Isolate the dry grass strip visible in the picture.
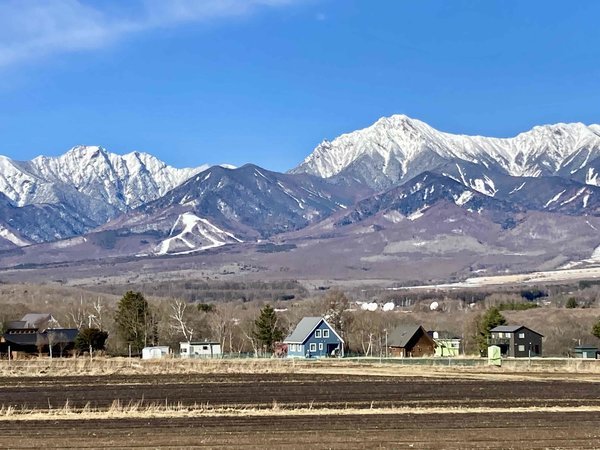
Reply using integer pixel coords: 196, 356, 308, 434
2, 401, 600, 421
1, 357, 599, 382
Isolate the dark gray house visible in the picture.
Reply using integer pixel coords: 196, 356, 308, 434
489, 325, 543, 357
284, 317, 344, 358
1, 313, 78, 357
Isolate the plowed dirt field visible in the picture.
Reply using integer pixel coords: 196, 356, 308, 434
1, 372, 600, 449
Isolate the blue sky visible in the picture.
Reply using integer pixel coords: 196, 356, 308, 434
0, 0, 599, 172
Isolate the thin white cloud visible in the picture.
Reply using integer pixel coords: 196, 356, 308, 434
0, 0, 305, 68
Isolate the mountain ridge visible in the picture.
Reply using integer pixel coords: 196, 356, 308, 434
0, 145, 209, 243
2, 115, 600, 273
292, 115, 600, 191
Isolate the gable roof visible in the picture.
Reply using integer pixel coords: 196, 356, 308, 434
284, 317, 344, 344
19, 313, 59, 330
491, 325, 521, 332
491, 325, 543, 336
388, 325, 433, 348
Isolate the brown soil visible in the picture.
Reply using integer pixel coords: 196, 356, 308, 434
2, 373, 600, 449
2, 373, 600, 410
1, 412, 599, 449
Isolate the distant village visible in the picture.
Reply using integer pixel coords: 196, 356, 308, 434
2, 300, 598, 362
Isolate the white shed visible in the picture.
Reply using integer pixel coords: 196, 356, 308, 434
180, 341, 222, 358
142, 346, 171, 360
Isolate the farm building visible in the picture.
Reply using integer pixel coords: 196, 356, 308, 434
1, 313, 78, 358
180, 341, 222, 358
284, 317, 344, 358
429, 331, 461, 357
489, 325, 543, 357
142, 346, 171, 360
573, 345, 599, 359
387, 325, 436, 357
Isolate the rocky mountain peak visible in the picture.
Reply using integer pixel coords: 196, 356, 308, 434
293, 115, 600, 190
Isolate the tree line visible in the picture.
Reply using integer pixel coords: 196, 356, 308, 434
3, 285, 600, 357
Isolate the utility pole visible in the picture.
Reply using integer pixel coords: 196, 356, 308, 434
384, 329, 388, 358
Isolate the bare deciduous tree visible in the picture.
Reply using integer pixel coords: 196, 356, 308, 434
92, 298, 105, 330
169, 300, 194, 342
68, 296, 87, 329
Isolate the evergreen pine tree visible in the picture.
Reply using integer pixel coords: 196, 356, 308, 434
74, 328, 109, 353
114, 291, 153, 353
592, 319, 600, 340
476, 307, 507, 355
565, 298, 578, 309
253, 304, 284, 353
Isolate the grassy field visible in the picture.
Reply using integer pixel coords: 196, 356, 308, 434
2, 356, 600, 377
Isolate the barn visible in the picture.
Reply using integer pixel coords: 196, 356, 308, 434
1, 313, 78, 358
387, 325, 436, 357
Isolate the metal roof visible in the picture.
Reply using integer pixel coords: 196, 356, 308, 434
491, 325, 522, 332
284, 317, 344, 344
284, 317, 322, 343
3, 328, 78, 346
388, 325, 427, 348
491, 325, 543, 337
19, 313, 59, 330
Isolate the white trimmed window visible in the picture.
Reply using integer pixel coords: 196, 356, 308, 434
318, 343, 323, 351
315, 329, 321, 338
518, 345, 525, 352
518, 333, 525, 339
323, 329, 330, 338
310, 343, 316, 352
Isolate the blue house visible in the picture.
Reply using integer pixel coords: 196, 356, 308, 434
284, 317, 344, 358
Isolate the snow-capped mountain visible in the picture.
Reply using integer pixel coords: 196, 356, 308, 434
98, 163, 370, 255
292, 115, 600, 191
0, 146, 207, 243
3, 115, 600, 271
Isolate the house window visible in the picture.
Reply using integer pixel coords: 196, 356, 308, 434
315, 330, 321, 338
323, 329, 330, 338
518, 333, 525, 339
319, 343, 323, 351
518, 345, 525, 352
505, 333, 511, 338
310, 343, 316, 352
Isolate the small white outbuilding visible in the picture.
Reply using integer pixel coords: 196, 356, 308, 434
180, 341, 222, 358
142, 346, 171, 360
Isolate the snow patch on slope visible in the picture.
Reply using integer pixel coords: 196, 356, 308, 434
155, 212, 242, 256
544, 190, 566, 208
454, 191, 474, 206
0, 224, 30, 246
